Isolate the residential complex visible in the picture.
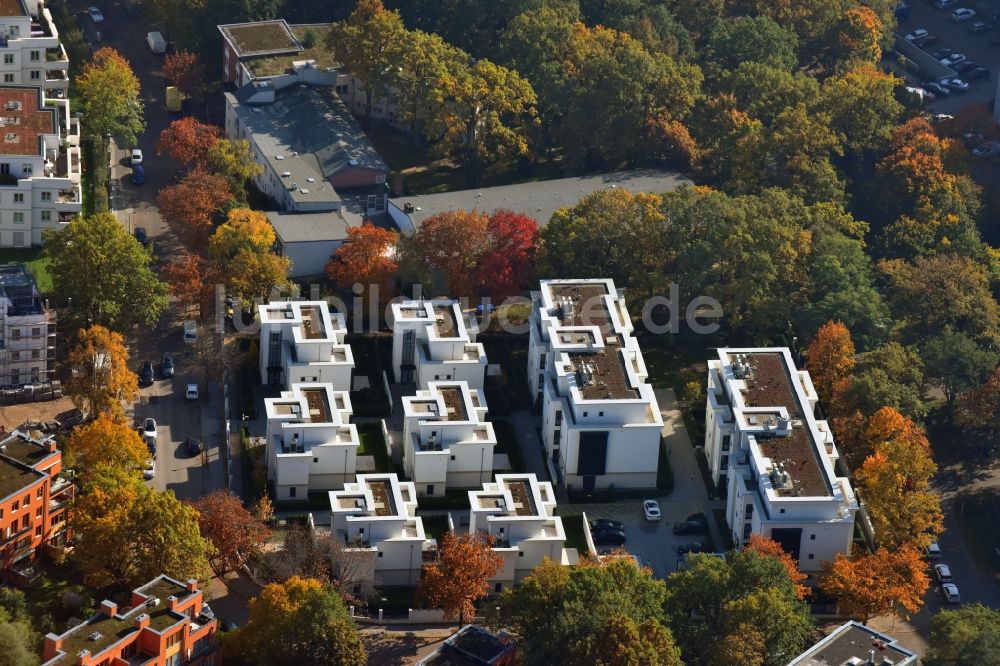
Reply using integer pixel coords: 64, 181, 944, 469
0, 263, 54, 385
528, 279, 662, 491
0, 0, 70, 99
390, 299, 487, 390
469, 474, 569, 591
328, 473, 430, 587
704, 347, 858, 571
265, 382, 359, 500
0, 85, 80, 247
258, 299, 353, 389
42, 575, 218, 666
402, 381, 496, 495
0, 429, 72, 582
416, 626, 517, 666
788, 621, 917, 665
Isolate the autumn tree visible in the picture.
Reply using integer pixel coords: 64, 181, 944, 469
44, 213, 167, 332
222, 577, 366, 666
65, 413, 149, 482
66, 325, 138, 419
208, 208, 275, 261
393, 28, 467, 145
206, 138, 263, 201
417, 531, 503, 627
817, 64, 903, 155
227, 249, 291, 304
405, 209, 488, 296
475, 210, 539, 301
955, 368, 1000, 437
822, 546, 929, 623
926, 604, 1000, 666
191, 491, 270, 576
72, 463, 212, 590
745, 535, 809, 600
923, 331, 998, 411
156, 117, 220, 167
75, 47, 144, 148
156, 171, 233, 246
804, 321, 855, 408
325, 223, 399, 302
163, 49, 207, 99
856, 407, 943, 550
160, 252, 211, 317
493, 557, 681, 666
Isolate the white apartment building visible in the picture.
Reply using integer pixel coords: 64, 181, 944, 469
0, 263, 53, 385
705, 348, 858, 572
0, 0, 70, 98
528, 279, 662, 491
469, 474, 568, 592
390, 299, 487, 390
258, 300, 353, 389
329, 473, 430, 587
0, 85, 80, 247
264, 382, 359, 500
402, 381, 496, 496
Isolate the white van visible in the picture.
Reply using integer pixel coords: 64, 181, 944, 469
183, 320, 197, 345
146, 31, 166, 54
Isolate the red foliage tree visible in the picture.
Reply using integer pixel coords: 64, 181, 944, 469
156, 170, 232, 246
325, 223, 399, 301
190, 490, 271, 575
408, 209, 489, 296
474, 209, 539, 301
156, 117, 220, 167
163, 49, 207, 98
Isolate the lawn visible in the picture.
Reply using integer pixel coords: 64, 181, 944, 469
954, 488, 1000, 583
357, 421, 394, 473
559, 513, 589, 554
0, 247, 54, 293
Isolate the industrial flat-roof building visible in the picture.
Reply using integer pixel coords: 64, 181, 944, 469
788, 621, 917, 665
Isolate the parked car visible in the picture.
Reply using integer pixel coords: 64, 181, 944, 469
161, 355, 175, 378
131, 148, 143, 165
131, 163, 145, 185
972, 140, 1000, 156
643, 499, 661, 522
932, 47, 957, 59
925, 540, 942, 559
931, 113, 955, 123
969, 20, 991, 33
913, 33, 938, 48
965, 66, 991, 80
923, 81, 951, 97
940, 52, 968, 67
904, 28, 929, 41
592, 528, 626, 547
88, 6, 104, 22
145, 436, 156, 458
933, 0, 956, 9
142, 417, 157, 439
941, 78, 970, 91
951, 8, 976, 22
138, 361, 153, 386
590, 518, 624, 532
941, 582, 962, 603
199, 603, 215, 621
187, 437, 202, 457
934, 563, 953, 583
186, 383, 199, 400
677, 542, 707, 555
134, 227, 148, 246
896, 1, 910, 21
953, 60, 979, 73
143, 459, 155, 480
673, 520, 706, 536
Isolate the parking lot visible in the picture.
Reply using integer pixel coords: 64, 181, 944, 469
897, 0, 1000, 114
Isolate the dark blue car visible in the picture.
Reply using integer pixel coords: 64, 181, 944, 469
132, 163, 145, 185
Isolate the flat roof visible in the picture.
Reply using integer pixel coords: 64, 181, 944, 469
503, 478, 537, 517
249, 24, 340, 77
368, 479, 396, 517
0, 86, 56, 157
266, 210, 350, 243
219, 20, 300, 57
299, 305, 327, 339
0, 456, 43, 501
733, 351, 830, 497
439, 387, 468, 422
0, 0, 28, 18
790, 622, 916, 665
393, 169, 689, 230
302, 388, 332, 423
432, 304, 457, 337
0, 433, 54, 468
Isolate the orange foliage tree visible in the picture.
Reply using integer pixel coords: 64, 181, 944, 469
325, 223, 399, 301
406, 209, 489, 296
822, 546, 929, 623
745, 534, 809, 600
160, 252, 211, 316
163, 49, 207, 98
955, 367, 1000, 434
417, 531, 502, 627
190, 490, 271, 575
857, 407, 943, 550
156, 117, 220, 167
65, 412, 149, 481
156, 171, 232, 246
804, 321, 856, 408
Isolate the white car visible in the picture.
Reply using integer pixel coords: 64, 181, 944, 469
941, 582, 961, 603
143, 459, 155, 480
643, 499, 661, 522
925, 540, 942, 559
940, 78, 969, 91
131, 148, 143, 165
142, 417, 157, 440
905, 28, 929, 42
940, 52, 967, 67
186, 383, 199, 400
88, 6, 104, 22
951, 8, 976, 21
934, 563, 953, 582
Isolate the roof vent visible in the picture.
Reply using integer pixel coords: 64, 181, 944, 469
275, 155, 284, 160
299, 188, 309, 194
88, 632, 103, 641
349, 158, 358, 166
281, 171, 291, 177
147, 597, 160, 607
306, 177, 315, 182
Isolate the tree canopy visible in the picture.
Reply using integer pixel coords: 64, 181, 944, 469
417, 531, 503, 626
66, 325, 138, 419
75, 48, 144, 147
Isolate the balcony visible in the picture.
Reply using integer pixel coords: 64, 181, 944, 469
0, 525, 32, 547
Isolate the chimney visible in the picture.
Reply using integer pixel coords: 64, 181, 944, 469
186, 578, 199, 594
45, 439, 57, 454
43, 633, 62, 660
100, 600, 117, 618
134, 613, 150, 631
168, 595, 180, 612
868, 648, 876, 665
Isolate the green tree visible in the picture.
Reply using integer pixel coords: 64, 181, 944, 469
75, 47, 145, 147
924, 331, 998, 410
206, 138, 263, 201
849, 343, 926, 419
927, 605, 1000, 666
703, 16, 799, 75
817, 64, 903, 155
494, 557, 681, 666
716, 62, 819, 126
662, 549, 812, 666
0, 621, 36, 666
44, 213, 167, 332
393, 29, 467, 146
223, 577, 366, 665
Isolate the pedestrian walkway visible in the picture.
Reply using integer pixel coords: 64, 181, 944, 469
507, 409, 554, 482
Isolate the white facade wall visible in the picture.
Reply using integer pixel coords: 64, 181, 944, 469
258, 300, 353, 390
281, 238, 343, 279
389, 300, 487, 389
329, 474, 427, 586
0, 6, 70, 98
0, 308, 52, 384
402, 381, 496, 495
264, 383, 359, 499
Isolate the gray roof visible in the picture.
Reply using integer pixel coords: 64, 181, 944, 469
267, 210, 351, 244
789, 621, 917, 666
391, 169, 690, 230
225, 85, 387, 207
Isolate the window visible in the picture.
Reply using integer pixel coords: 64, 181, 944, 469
289, 487, 296, 498
166, 631, 183, 648
2, 75, 11, 83
720, 454, 729, 469
21, 515, 28, 529
23, 494, 29, 506
0, 164, 8, 175
12, 500, 18, 512
21, 164, 31, 175
450, 455, 455, 461
31, 328, 39, 336
426, 485, 434, 496
745, 504, 753, 520
494, 583, 502, 593
779, 508, 785, 514
29, 51, 39, 62
313, 457, 318, 463
582, 411, 588, 417
13, 193, 23, 203
10, 351, 19, 361
434, 375, 439, 380
40, 211, 50, 222
35, 526, 41, 537
377, 551, 383, 557
31, 350, 39, 359
9, 329, 18, 339
3, 54, 13, 64
518, 551, 524, 557
36, 488, 42, 498
554, 410, 562, 427
35, 508, 41, 518
722, 435, 731, 452
598, 411, 604, 417
810, 534, 816, 541
41, 191, 51, 202
29, 70, 39, 80
808, 554, 814, 560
